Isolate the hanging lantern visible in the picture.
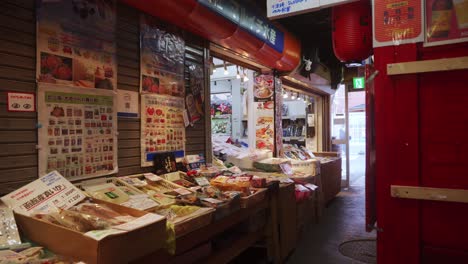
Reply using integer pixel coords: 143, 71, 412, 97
332, 0, 373, 63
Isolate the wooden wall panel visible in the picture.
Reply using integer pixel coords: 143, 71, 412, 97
0, 1, 209, 194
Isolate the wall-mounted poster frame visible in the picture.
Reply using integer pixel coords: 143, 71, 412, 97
141, 93, 185, 167
36, 0, 117, 89
37, 84, 118, 180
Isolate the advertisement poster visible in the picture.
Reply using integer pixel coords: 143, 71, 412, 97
36, 0, 117, 89
274, 77, 283, 157
117, 89, 139, 118
254, 74, 274, 102
425, 0, 468, 46
185, 61, 204, 124
38, 84, 118, 180
255, 103, 274, 151
141, 93, 185, 167
372, 0, 424, 47
7, 92, 35, 112
140, 15, 185, 97
1, 171, 86, 216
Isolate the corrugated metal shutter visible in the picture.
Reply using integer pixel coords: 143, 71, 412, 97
0, 1, 209, 194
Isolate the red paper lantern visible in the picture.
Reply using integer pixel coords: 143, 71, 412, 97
332, 0, 373, 63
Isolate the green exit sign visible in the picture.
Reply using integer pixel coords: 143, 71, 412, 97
353, 77, 365, 89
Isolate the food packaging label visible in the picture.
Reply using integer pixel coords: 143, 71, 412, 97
305, 184, 318, 191
174, 188, 191, 195
1, 171, 86, 215
121, 196, 159, 211
194, 177, 210, 186
113, 213, 165, 231
202, 198, 224, 204
84, 229, 126, 241
144, 173, 163, 182
164, 172, 181, 182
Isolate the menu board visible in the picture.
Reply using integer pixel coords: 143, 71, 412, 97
141, 94, 185, 167
372, 0, 424, 47
140, 15, 185, 97
36, 0, 117, 89
38, 84, 118, 180
425, 0, 468, 46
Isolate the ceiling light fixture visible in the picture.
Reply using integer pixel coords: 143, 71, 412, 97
291, 93, 296, 100
243, 68, 249, 82
283, 92, 288, 99
236, 66, 240, 79
223, 61, 228, 75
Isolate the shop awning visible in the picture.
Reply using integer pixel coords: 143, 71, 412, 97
121, 0, 301, 72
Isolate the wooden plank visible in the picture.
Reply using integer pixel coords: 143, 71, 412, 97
0, 2, 35, 22
118, 74, 140, 87
0, 166, 37, 183
0, 65, 35, 82
387, 56, 468, 75
0, 106, 37, 118
118, 57, 139, 69
0, 79, 35, 92
0, 143, 37, 156
0, 52, 35, 70
391, 185, 468, 204
117, 48, 139, 61
0, 118, 36, 130
116, 83, 139, 92
118, 148, 140, 158
0, 179, 37, 195
0, 154, 37, 169
118, 65, 139, 78
3, 0, 34, 10
0, 27, 35, 46
118, 156, 140, 167
117, 165, 152, 177
0, 39, 35, 58
0, 14, 35, 34
118, 130, 140, 140
119, 139, 140, 148
0, 131, 36, 142
118, 119, 140, 130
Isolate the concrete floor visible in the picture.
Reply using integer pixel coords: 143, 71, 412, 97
287, 179, 376, 264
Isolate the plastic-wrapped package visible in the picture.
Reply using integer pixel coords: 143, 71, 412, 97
74, 203, 135, 225
83, 183, 130, 204
0, 205, 21, 247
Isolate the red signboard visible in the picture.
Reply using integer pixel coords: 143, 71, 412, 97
373, 0, 424, 47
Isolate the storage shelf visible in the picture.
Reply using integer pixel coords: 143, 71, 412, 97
282, 115, 306, 120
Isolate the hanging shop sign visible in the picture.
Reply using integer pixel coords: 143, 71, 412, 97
140, 15, 185, 97
36, 0, 117, 89
267, 0, 319, 19
372, 0, 424, 47
198, 0, 285, 53
117, 90, 139, 118
37, 84, 118, 180
425, 0, 468, 46
353, 77, 365, 89
254, 74, 275, 102
141, 94, 185, 167
6, 92, 36, 112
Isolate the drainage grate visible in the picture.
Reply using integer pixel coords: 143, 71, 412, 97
338, 238, 377, 264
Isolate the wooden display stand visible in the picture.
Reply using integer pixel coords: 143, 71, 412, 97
314, 152, 342, 205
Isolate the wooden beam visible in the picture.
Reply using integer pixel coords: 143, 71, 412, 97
387, 56, 468, 75
391, 185, 468, 203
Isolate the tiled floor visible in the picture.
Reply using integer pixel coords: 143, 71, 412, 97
287, 180, 376, 264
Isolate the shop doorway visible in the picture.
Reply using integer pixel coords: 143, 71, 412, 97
332, 84, 366, 187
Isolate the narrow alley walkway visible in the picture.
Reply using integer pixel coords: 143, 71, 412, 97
287, 176, 376, 264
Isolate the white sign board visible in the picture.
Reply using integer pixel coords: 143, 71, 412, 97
1, 171, 86, 215
267, 0, 356, 19
7, 92, 35, 112
117, 89, 139, 118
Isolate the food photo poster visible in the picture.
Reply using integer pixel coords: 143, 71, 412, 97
36, 0, 117, 89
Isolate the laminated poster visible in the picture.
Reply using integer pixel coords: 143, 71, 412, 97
254, 74, 274, 102
1, 171, 86, 216
186, 61, 205, 124
255, 103, 274, 151
372, 0, 424, 47
425, 0, 468, 46
36, 0, 117, 89
140, 15, 185, 97
274, 77, 283, 157
37, 84, 118, 180
141, 93, 185, 167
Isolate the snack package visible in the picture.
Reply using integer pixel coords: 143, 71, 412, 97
36, 209, 109, 232
0, 205, 21, 247
74, 203, 135, 225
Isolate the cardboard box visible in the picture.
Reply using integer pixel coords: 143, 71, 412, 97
14, 199, 167, 264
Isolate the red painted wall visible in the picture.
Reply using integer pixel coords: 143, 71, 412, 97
372, 41, 468, 263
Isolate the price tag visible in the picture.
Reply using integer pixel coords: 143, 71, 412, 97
279, 163, 294, 176
113, 213, 165, 231
144, 173, 163, 182
174, 188, 192, 195
202, 198, 224, 204
305, 184, 318, 191
194, 177, 210, 186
